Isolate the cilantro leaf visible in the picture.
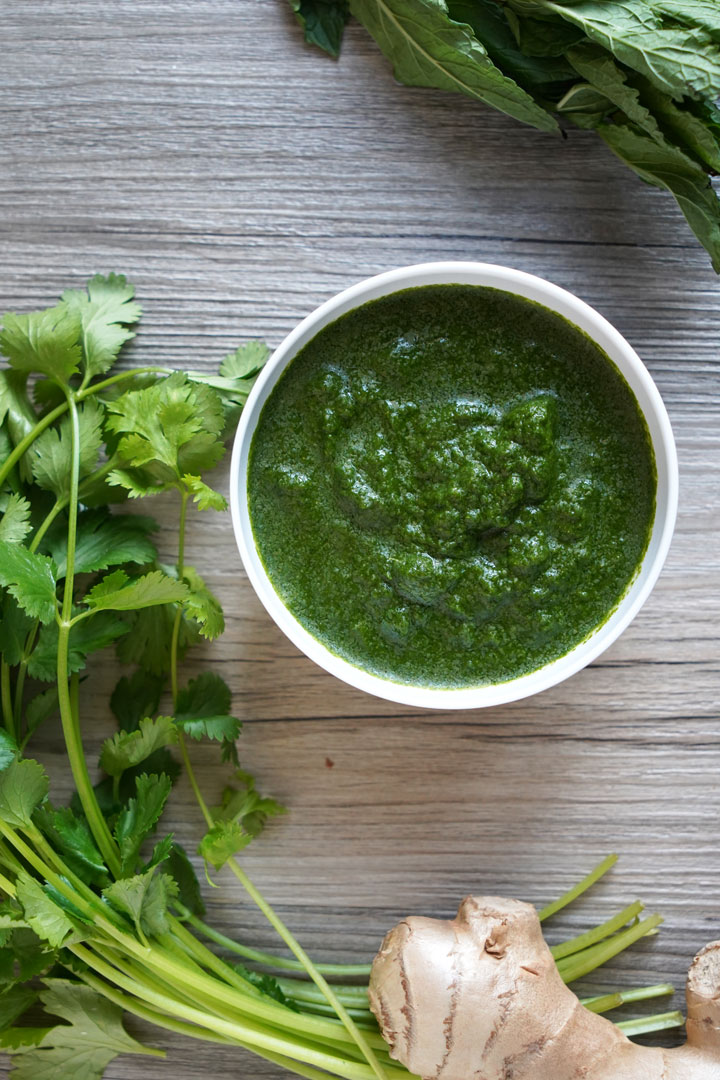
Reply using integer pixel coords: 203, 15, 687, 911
110, 669, 164, 732
0, 371, 37, 484
0, 542, 57, 624
142, 834, 174, 872
0, 595, 33, 666
0, 305, 81, 383
214, 770, 286, 839
28, 611, 128, 682
105, 373, 225, 493
233, 963, 299, 1011
182, 565, 225, 640
0, 730, 18, 771
175, 672, 241, 744
100, 716, 177, 778
198, 820, 252, 870
30, 399, 104, 499
60, 273, 142, 379
0, 986, 37, 1032
44, 508, 158, 577
115, 601, 200, 675
84, 568, 189, 612
114, 772, 173, 876
0, 759, 49, 826
103, 868, 177, 938
289, 0, 350, 57
24, 687, 59, 742
182, 474, 227, 511
34, 807, 108, 889
15, 873, 74, 948
220, 340, 271, 382
0, 494, 32, 544
166, 844, 205, 917
8, 979, 161, 1079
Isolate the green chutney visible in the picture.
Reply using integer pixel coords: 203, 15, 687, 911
248, 285, 656, 688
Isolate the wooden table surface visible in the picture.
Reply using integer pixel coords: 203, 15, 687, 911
2, 2, 720, 1077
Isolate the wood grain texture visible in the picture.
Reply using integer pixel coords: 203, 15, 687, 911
1, 1, 720, 1076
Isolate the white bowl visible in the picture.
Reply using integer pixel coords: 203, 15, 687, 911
230, 263, 678, 710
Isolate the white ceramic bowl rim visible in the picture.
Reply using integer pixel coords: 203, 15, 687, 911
230, 262, 678, 710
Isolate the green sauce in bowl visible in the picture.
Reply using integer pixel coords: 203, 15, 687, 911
247, 284, 656, 688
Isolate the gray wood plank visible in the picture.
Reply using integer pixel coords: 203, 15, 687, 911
1, 1, 720, 1077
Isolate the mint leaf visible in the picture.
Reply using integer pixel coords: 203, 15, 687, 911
0, 759, 49, 826
60, 273, 142, 379
289, 0, 350, 56
28, 611, 128, 682
103, 868, 177, 938
182, 474, 227, 511
45, 508, 158, 577
110, 669, 164, 733
8, 979, 161, 1079
30, 399, 104, 500
15, 873, 74, 948
0, 494, 32, 544
597, 119, 720, 271
536, 0, 720, 101
175, 672, 240, 744
100, 716, 177, 778
0, 542, 57, 624
182, 566, 225, 640
198, 820, 252, 870
114, 773, 173, 876
350, 0, 558, 131
166, 844, 205, 917
0, 305, 81, 383
84, 568, 189, 612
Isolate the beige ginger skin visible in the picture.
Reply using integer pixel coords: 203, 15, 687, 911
369, 896, 720, 1080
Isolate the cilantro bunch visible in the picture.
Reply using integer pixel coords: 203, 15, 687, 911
290, 0, 720, 271
0, 277, 687, 1078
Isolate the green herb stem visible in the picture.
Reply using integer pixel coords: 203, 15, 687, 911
54, 390, 121, 877
616, 1011, 684, 1036
0, 400, 67, 490
551, 900, 645, 961
185, 913, 372, 978
557, 913, 664, 984
539, 854, 618, 922
0, 660, 14, 741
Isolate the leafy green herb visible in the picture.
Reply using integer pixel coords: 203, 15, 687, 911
291, 0, 720, 269
7, 980, 162, 1079
289, 0, 350, 56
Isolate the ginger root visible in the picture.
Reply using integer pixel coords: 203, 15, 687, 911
369, 896, 720, 1079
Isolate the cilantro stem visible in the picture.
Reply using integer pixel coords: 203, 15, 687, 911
184, 913, 372, 978
557, 913, 664, 983
55, 391, 121, 878
538, 853, 618, 921
71, 943, 385, 1080
551, 901, 645, 961
0, 661, 14, 740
